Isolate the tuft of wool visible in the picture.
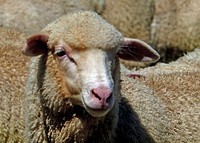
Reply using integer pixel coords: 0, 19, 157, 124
43, 11, 123, 50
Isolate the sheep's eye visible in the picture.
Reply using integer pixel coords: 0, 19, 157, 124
55, 50, 66, 57
54, 49, 76, 64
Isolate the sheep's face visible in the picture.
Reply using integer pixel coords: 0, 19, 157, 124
49, 39, 118, 117
22, 34, 160, 117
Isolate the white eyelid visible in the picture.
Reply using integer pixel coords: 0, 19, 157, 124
54, 48, 65, 55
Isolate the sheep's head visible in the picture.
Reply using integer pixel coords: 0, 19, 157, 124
22, 11, 159, 117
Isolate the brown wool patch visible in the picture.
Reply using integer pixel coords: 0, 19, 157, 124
46, 53, 72, 98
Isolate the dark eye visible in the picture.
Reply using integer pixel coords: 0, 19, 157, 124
54, 49, 76, 64
55, 50, 66, 57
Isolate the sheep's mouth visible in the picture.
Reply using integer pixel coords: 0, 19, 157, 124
82, 98, 111, 117
85, 105, 111, 117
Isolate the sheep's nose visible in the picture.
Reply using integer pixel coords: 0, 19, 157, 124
91, 86, 113, 104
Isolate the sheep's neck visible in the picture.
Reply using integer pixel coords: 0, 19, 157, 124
43, 104, 118, 143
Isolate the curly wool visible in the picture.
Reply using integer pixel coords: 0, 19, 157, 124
0, 27, 29, 143
43, 11, 123, 50
121, 48, 200, 143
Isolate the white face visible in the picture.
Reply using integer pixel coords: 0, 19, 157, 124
53, 40, 118, 117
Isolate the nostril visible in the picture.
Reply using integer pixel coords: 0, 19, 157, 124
106, 92, 113, 103
91, 89, 102, 100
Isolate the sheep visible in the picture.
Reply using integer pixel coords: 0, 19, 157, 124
3, 10, 199, 142
0, 27, 29, 143
152, 0, 200, 62
22, 11, 160, 143
121, 48, 200, 143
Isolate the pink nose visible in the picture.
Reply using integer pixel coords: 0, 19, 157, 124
91, 86, 113, 104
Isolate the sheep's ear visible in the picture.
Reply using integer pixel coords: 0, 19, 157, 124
22, 33, 49, 56
117, 38, 160, 63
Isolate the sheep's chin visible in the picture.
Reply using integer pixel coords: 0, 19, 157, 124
82, 99, 112, 117
85, 106, 111, 117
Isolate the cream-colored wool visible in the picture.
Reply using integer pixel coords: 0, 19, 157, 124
43, 11, 123, 50
0, 27, 29, 143
152, 0, 200, 60
121, 48, 200, 143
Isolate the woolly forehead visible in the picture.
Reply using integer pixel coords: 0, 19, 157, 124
43, 11, 123, 50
